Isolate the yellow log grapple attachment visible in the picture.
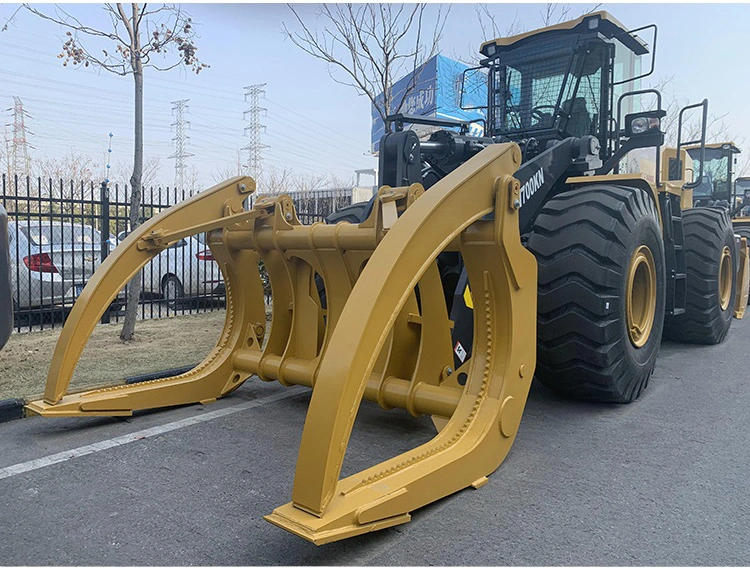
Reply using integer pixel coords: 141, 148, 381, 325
25, 143, 537, 544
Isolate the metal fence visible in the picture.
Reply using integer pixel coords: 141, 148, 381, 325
1, 175, 353, 333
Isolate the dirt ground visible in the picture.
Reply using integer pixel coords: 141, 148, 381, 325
0, 310, 229, 401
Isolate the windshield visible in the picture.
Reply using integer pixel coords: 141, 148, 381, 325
736, 179, 750, 200
692, 149, 729, 198
20, 224, 101, 247
489, 38, 606, 139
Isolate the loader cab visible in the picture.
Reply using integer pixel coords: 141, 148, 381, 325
477, 11, 656, 163
736, 177, 750, 217
685, 142, 740, 207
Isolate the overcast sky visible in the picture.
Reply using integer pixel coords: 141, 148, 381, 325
0, 2, 748, 191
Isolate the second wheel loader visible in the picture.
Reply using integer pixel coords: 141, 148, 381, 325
682, 141, 750, 314
24, 12, 737, 544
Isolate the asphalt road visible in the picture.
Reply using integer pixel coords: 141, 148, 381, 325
1, 319, 749, 566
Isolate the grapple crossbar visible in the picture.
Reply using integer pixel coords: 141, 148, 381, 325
26, 143, 537, 544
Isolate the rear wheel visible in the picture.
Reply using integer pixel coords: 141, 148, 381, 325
526, 185, 665, 403
663, 207, 736, 343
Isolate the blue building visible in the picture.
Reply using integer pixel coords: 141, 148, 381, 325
371, 54, 487, 153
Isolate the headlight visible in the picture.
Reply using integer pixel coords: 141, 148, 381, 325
630, 116, 661, 134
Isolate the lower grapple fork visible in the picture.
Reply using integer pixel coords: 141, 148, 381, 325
25, 176, 266, 416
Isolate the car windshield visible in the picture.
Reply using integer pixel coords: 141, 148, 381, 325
20, 224, 101, 246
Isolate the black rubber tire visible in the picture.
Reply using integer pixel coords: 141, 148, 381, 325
734, 226, 750, 242
663, 207, 737, 343
161, 275, 184, 302
526, 185, 666, 403
325, 201, 369, 225
317, 201, 371, 308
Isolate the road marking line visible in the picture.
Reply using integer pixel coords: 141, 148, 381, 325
0, 387, 305, 481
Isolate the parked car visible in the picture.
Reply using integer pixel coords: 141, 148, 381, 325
0, 203, 12, 349
114, 231, 224, 301
8, 221, 106, 310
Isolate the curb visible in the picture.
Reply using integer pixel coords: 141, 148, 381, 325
0, 398, 24, 423
0, 365, 198, 423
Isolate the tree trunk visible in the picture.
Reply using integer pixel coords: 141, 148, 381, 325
120, 57, 144, 341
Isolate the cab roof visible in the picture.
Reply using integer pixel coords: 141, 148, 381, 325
479, 11, 649, 58
685, 142, 741, 154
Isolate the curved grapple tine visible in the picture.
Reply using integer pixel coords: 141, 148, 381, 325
265, 143, 538, 543
25, 176, 265, 416
26, 141, 540, 547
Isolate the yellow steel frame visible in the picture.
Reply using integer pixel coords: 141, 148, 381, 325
26, 143, 537, 544
735, 237, 750, 319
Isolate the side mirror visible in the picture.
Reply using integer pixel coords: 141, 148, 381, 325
624, 109, 666, 137
459, 66, 488, 111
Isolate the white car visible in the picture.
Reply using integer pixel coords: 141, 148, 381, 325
9, 221, 104, 310
115, 231, 224, 301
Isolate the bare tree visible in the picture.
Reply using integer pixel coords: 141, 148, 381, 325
183, 164, 201, 196
652, 77, 734, 148
16, 3, 208, 340
33, 151, 96, 185
283, 3, 449, 125
475, 4, 523, 41
261, 165, 297, 195
253, 165, 355, 197
210, 150, 245, 185
462, 3, 600, 65
540, 3, 572, 27
325, 171, 355, 189
1, 127, 12, 187
113, 155, 163, 198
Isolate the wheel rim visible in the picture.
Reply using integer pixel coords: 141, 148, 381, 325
626, 245, 657, 348
719, 246, 732, 311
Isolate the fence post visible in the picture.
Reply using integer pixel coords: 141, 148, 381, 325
100, 180, 111, 324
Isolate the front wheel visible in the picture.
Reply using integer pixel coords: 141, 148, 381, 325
527, 184, 666, 403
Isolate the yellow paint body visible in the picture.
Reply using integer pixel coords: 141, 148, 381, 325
26, 143, 538, 544
734, 237, 750, 319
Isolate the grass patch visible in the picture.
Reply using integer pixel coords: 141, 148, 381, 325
0, 310, 228, 401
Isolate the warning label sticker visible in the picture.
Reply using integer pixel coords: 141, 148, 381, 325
454, 341, 467, 362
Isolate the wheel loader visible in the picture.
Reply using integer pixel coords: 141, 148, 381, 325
24, 12, 737, 544
682, 141, 750, 315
